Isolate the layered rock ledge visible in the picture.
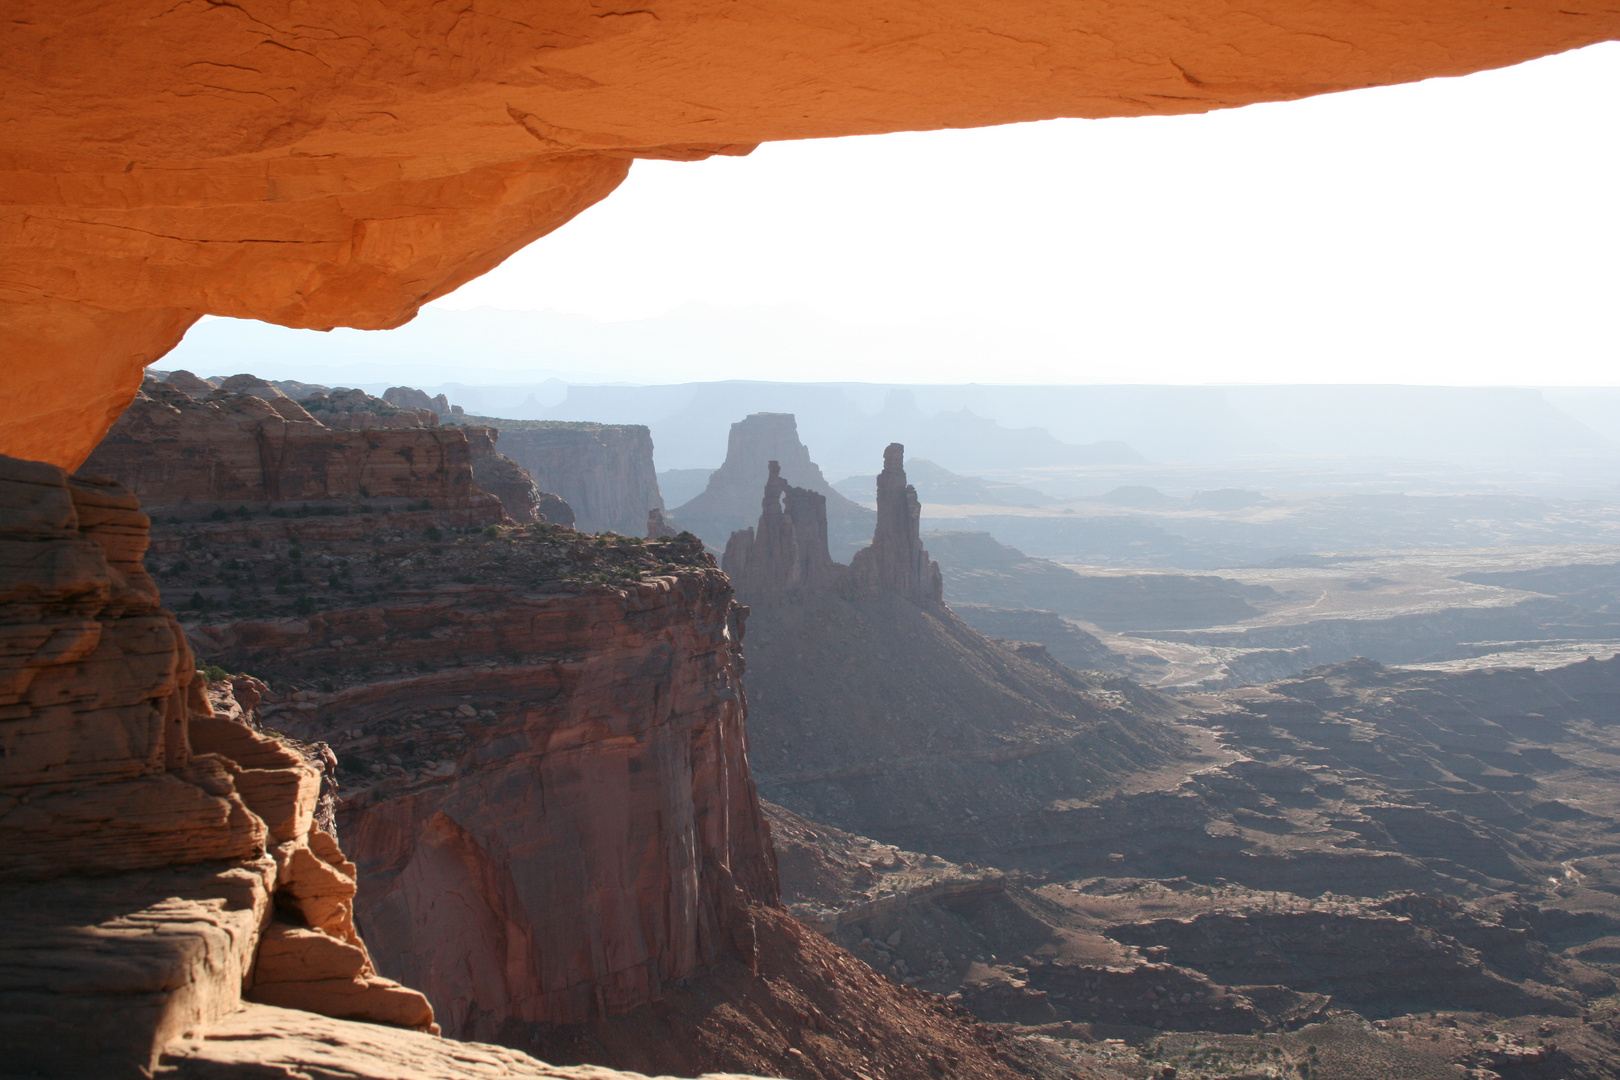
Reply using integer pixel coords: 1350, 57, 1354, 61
0, 453, 434, 1076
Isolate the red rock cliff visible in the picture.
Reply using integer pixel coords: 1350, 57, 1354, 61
473, 420, 665, 536
269, 572, 773, 1035
0, 453, 434, 1076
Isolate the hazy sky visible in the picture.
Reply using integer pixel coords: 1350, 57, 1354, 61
423, 42, 1619, 386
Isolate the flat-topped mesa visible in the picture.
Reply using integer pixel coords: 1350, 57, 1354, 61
675, 413, 875, 560
848, 444, 943, 604
80, 376, 503, 523
723, 461, 841, 601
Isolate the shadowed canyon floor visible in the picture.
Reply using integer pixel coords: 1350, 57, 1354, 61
928, 530, 1620, 692
762, 655, 1620, 1078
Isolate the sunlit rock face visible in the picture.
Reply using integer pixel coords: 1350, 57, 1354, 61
0, 453, 436, 1077
5, 0, 1617, 468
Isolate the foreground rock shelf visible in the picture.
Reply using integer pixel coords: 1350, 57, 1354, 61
0, 453, 433, 1077
157, 1003, 770, 1080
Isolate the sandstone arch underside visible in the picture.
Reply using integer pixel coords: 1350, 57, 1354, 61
4, 1, 1616, 469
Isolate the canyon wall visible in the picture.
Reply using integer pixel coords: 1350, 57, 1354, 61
474, 420, 664, 535
224, 563, 777, 1036
149, 501, 1025, 1080
0, 453, 437, 1076
465, 425, 575, 526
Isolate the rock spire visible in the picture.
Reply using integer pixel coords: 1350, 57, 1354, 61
673, 413, 875, 559
722, 460, 839, 600
723, 444, 941, 605
849, 443, 943, 604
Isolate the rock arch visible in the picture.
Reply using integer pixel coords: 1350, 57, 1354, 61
3, 0, 1615, 466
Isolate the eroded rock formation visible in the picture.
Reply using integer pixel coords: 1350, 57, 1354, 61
723, 444, 1188, 853
81, 377, 497, 517
472, 419, 664, 535
678, 414, 874, 560
7, 3, 1619, 469
722, 461, 840, 601
0, 453, 434, 1076
848, 443, 943, 604
297, 568, 773, 1035
384, 386, 457, 418
147, 500, 1027, 1080
465, 425, 571, 525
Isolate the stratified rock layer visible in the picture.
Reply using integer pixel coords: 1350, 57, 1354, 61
465, 425, 574, 526
81, 378, 501, 518
327, 572, 774, 1034
473, 420, 664, 535
0, 453, 434, 1077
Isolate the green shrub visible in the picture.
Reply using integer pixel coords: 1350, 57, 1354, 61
197, 662, 229, 683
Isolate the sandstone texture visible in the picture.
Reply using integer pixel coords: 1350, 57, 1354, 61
141, 471, 1032, 1080
678, 414, 874, 560
470, 419, 665, 535
466, 424, 576, 526
159, 1003, 773, 1080
0, 453, 435, 1076
6, 2, 1619, 469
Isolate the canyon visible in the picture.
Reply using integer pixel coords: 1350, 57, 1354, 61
20, 372, 1620, 1080
724, 443, 1194, 858
9, 7, 1620, 1079
0, 452, 441, 1078
40, 402, 1037, 1080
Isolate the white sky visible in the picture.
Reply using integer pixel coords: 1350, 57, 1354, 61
431, 42, 1620, 386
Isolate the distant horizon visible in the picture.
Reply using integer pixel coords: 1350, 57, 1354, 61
154, 42, 1620, 390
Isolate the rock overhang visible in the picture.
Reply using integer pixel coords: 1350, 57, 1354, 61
3, 0, 1618, 467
